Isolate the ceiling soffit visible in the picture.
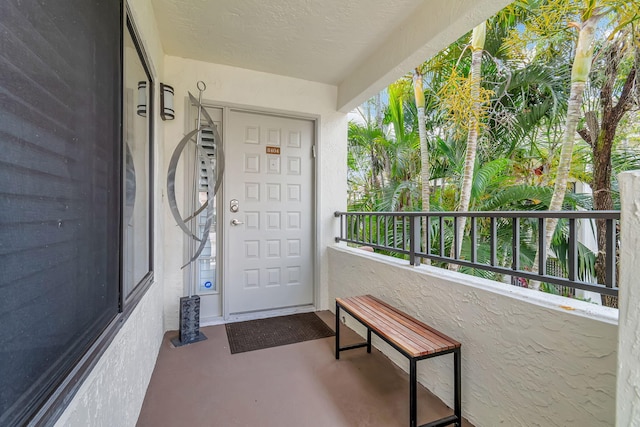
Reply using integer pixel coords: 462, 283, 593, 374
150, 0, 514, 110
151, 0, 424, 85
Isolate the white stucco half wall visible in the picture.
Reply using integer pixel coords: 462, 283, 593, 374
162, 56, 348, 330
329, 246, 618, 427
617, 170, 640, 426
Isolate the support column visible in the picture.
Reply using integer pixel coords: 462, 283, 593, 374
617, 170, 640, 426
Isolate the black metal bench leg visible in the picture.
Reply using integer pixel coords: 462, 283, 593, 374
367, 329, 371, 353
410, 358, 417, 427
454, 348, 461, 427
335, 302, 340, 360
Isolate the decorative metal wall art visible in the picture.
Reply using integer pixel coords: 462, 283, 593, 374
167, 81, 224, 269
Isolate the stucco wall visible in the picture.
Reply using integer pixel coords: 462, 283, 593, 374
162, 56, 348, 329
617, 170, 640, 426
328, 246, 618, 427
54, 282, 164, 427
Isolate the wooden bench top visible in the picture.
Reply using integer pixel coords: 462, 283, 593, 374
336, 295, 460, 358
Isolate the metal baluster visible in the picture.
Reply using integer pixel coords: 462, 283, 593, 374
568, 218, 577, 281
385, 216, 389, 249
512, 217, 520, 271
346, 215, 351, 241
470, 216, 477, 263
384, 215, 389, 248
410, 216, 421, 266
453, 216, 459, 260
538, 217, 546, 276
354, 214, 358, 242
393, 217, 397, 249
490, 216, 497, 266
351, 215, 356, 242
425, 215, 431, 257
606, 218, 616, 288
439, 216, 445, 257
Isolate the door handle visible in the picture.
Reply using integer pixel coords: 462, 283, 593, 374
231, 219, 244, 226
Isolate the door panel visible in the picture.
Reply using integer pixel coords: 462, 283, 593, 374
226, 111, 314, 315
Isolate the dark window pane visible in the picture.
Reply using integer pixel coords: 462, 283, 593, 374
0, 1, 121, 424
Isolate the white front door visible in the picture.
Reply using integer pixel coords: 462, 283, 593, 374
225, 110, 314, 316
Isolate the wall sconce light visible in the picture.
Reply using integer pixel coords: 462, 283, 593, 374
136, 81, 147, 117
160, 83, 175, 120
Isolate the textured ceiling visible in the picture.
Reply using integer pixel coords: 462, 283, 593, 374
150, 0, 424, 85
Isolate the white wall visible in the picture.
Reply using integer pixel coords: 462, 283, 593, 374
329, 246, 618, 427
162, 56, 348, 330
617, 170, 640, 426
55, 0, 166, 425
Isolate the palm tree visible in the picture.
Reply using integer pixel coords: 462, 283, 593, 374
413, 66, 432, 262
348, 121, 386, 186
347, 84, 422, 213
452, 22, 488, 262
511, 0, 637, 290
380, 83, 422, 211
413, 67, 430, 213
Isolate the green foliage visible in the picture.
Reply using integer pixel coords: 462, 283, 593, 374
471, 158, 512, 201
346, 0, 639, 298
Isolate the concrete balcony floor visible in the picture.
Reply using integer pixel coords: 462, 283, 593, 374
137, 311, 473, 427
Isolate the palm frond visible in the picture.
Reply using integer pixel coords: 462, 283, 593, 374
471, 158, 512, 200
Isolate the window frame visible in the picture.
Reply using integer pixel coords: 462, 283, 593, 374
27, 5, 156, 425
122, 9, 155, 305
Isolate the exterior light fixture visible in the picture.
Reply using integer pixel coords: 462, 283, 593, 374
136, 81, 147, 117
160, 83, 175, 120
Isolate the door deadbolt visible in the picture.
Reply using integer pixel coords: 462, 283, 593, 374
230, 199, 239, 213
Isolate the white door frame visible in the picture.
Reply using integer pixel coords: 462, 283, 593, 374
194, 100, 320, 322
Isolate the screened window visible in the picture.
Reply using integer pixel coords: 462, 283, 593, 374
0, 1, 122, 424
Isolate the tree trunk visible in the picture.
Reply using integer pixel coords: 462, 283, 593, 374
450, 22, 485, 268
414, 69, 430, 214
414, 69, 430, 262
529, 15, 599, 290
592, 129, 613, 293
370, 147, 380, 190
590, 45, 636, 307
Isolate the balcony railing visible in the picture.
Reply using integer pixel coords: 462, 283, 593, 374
334, 210, 619, 297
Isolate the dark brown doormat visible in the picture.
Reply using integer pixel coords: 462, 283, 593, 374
225, 312, 335, 354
